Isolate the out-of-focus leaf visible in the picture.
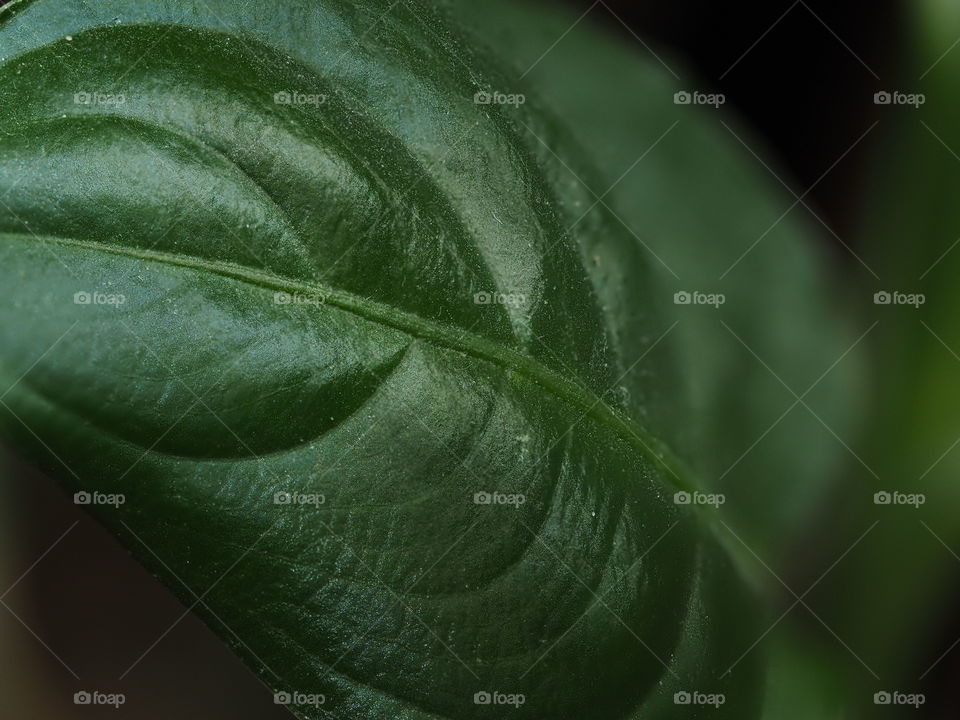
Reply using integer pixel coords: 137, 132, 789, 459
826, 0, 960, 693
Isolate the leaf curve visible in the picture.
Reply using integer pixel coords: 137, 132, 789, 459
0, 1, 761, 718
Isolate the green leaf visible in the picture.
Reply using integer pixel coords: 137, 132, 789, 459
0, 0, 763, 718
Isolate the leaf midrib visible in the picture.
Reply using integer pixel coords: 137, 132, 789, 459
4, 231, 697, 494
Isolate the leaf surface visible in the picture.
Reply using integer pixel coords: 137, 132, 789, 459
0, 1, 761, 718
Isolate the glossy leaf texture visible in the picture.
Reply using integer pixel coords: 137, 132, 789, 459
0, 1, 761, 718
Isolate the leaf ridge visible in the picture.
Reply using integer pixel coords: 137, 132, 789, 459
0, 230, 696, 495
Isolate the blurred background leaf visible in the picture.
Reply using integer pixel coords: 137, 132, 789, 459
812, 2, 960, 717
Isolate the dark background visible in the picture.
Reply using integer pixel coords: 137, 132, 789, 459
587, 0, 903, 246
